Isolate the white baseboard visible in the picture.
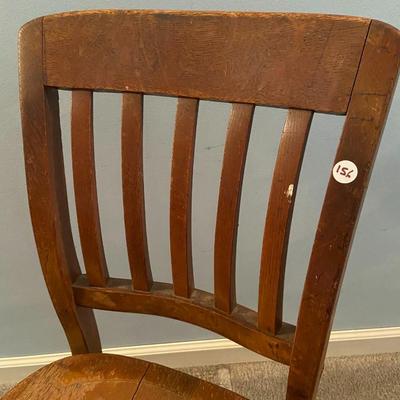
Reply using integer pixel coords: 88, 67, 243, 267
1, 327, 399, 384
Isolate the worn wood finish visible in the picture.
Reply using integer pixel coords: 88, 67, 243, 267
214, 103, 255, 313
134, 362, 245, 399
258, 110, 313, 334
170, 98, 199, 297
18, 18, 101, 354
18, 10, 400, 400
121, 93, 153, 291
71, 90, 109, 287
3, 354, 245, 399
73, 275, 295, 365
2, 354, 149, 399
43, 10, 369, 113
287, 20, 400, 400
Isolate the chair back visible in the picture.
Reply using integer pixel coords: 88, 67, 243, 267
18, 10, 400, 399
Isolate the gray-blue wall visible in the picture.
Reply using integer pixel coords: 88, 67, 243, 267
1, 0, 399, 357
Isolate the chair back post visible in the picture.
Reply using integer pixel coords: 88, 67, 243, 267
19, 18, 101, 354
287, 20, 400, 399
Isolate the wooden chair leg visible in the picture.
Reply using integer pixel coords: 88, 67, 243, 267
286, 360, 324, 400
72, 307, 102, 354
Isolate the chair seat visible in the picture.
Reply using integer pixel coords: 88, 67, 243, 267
2, 353, 246, 399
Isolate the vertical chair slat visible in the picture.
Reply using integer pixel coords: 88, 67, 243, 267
258, 109, 313, 334
71, 90, 109, 287
170, 98, 199, 297
121, 93, 153, 291
214, 103, 255, 313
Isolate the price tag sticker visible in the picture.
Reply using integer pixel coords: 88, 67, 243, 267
332, 160, 358, 184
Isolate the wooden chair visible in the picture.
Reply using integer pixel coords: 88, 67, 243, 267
8, 9, 399, 400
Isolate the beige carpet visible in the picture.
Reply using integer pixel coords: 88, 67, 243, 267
1, 353, 399, 399
183, 353, 400, 399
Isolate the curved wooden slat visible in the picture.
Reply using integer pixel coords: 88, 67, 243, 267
19, 18, 101, 354
73, 275, 295, 365
214, 103, 255, 313
121, 93, 153, 291
43, 11, 369, 113
170, 98, 199, 297
258, 109, 313, 334
71, 90, 109, 287
287, 20, 400, 400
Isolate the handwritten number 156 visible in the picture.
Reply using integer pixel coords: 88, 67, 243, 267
336, 164, 353, 178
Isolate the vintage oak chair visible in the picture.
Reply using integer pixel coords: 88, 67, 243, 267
7, 9, 399, 400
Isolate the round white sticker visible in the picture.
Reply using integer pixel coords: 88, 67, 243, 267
332, 160, 358, 184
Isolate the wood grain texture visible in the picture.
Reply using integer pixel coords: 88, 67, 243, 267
73, 275, 295, 365
170, 98, 199, 297
2, 354, 149, 399
214, 103, 255, 313
2, 354, 245, 399
287, 20, 400, 400
71, 90, 109, 287
121, 93, 153, 291
134, 363, 245, 399
18, 18, 101, 354
18, 10, 400, 400
258, 109, 313, 334
43, 10, 369, 113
